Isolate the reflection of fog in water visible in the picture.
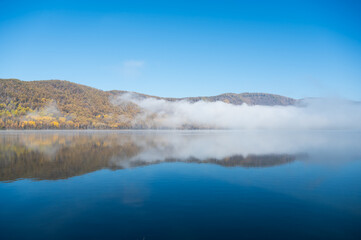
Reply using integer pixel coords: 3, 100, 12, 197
0, 130, 360, 181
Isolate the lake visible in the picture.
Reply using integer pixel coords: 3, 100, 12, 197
0, 130, 360, 240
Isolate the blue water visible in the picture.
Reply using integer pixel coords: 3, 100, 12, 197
0, 131, 360, 239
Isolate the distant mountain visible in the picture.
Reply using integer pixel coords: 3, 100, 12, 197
108, 91, 296, 106
0, 78, 297, 129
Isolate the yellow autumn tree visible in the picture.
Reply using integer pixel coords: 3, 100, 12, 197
51, 121, 60, 128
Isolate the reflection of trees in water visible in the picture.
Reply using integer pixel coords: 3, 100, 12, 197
0, 133, 142, 181
0, 133, 299, 181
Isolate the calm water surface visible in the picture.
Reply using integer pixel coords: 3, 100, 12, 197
0, 130, 360, 240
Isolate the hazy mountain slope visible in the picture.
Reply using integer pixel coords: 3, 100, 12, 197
0, 78, 296, 129
108, 91, 296, 106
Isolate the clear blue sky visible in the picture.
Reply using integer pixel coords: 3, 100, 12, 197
1, 0, 360, 99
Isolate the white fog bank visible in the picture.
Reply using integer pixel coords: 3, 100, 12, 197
114, 94, 361, 130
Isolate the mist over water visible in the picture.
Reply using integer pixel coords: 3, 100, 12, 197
115, 94, 361, 130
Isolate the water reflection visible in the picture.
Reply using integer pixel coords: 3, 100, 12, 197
1, 131, 361, 240
1, 130, 360, 181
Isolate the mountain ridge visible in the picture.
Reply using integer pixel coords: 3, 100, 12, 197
108, 90, 297, 106
0, 78, 297, 129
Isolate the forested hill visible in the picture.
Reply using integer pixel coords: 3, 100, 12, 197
0, 78, 296, 129
0, 79, 138, 129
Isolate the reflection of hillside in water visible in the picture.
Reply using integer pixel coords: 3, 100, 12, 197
0, 132, 300, 181
126, 154, 296, 168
